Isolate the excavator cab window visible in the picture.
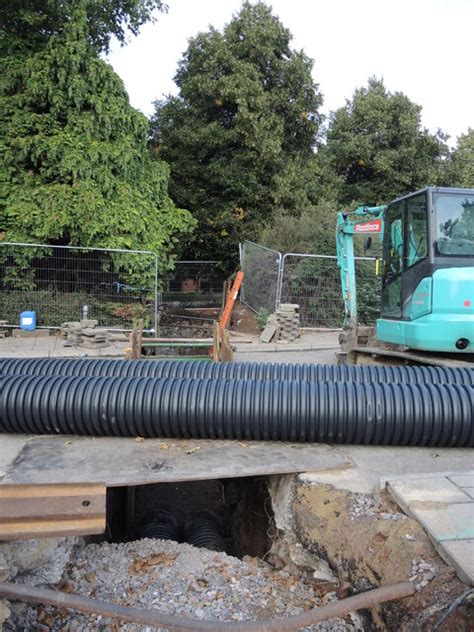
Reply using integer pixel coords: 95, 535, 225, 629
434, 193, 474, 257
405, 193, 428, 268
381, 200, 403, 318
381, 192, 430, 320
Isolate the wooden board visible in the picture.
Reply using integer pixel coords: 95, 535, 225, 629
1, 436, 352, 487
0, 483, 106, 540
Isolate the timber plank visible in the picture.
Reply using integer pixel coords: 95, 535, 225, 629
0, 482, 106, 540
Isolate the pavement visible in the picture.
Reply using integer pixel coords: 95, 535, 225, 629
0, 334, 129, 358
387, 473, 474, 585
234, 348, 339, 364
231, 330, 340, 354
0, 329, 340, 360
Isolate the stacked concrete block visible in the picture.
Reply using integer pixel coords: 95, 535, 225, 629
80, 328, 109, 349
259, 314, 280, 343
275, 303, 300, 342
60, 319, 110, 348
60, 322, 83, 345
259, 304, 300, 344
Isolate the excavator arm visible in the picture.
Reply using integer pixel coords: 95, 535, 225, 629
336, 205, 386, 327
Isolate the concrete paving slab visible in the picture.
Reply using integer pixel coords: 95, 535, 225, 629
301, 448, 474, 494
463, 488, 474, 500
448, 473, 474, 488
387, 474, 474, 586
410, 503, 474, 542
259, 324, 278, 343
439, 540, 474, 585
387, 478, 473, 514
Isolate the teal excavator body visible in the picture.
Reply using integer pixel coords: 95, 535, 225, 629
336, 187, 474, 354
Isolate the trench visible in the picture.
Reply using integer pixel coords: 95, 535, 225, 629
5, 473, 469, 630
100, 474, 472, 631
105, 476, 275, 560
95, 476, 373, 629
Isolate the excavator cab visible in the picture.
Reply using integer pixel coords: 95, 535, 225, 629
377, 187, 474, 353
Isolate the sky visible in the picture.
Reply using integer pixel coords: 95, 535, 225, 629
107, 0, 474, 146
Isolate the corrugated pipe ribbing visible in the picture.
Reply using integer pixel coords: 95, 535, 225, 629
0, 358, 473, 385
1, 374, 472, 446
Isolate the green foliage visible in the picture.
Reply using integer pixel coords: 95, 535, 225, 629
0, 289, 152, 328
256, 307, 269, 330
151, 1, 323, 269
0, 4, 195, 277
260, 200, 339, 255
355, 259, 380, 325
0, 0, 166, 54
442, 129, 474, 188
324, 77, 448, 205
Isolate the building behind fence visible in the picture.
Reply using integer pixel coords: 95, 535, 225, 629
240, 241, 379, 328
162, 261, 226, 306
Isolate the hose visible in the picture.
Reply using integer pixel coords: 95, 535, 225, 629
0, 357, 472, 384
432, 588, 474, 630
1, 374, 472, 446
0, 580, 415, 630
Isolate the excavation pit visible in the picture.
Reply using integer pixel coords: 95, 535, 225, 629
105, 476, 274, 561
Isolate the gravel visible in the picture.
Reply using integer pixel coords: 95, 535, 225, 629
5, 538, 359, 631
348, 494, 375, 520
409, 558, 438, 591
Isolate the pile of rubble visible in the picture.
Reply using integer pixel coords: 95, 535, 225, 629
3, 537, 354, 632
260, 304, 300, 344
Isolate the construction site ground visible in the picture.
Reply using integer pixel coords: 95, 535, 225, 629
1, 333, 473, 630
0, 329, 341, 359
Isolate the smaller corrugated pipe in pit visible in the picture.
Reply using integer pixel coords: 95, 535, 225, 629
184, 511, 227, 552
135, 510, 180, 542
0, 357, 473, 384
1, 374, 472, 446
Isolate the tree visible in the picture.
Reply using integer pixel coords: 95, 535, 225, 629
324, 77, 448, 206
0, 3, 195, 274
151, 1, 323, 267
260, 200, 339, 255
0, 0, 166, 54
443, 129, 474, 188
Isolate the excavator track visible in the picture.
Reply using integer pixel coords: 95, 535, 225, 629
338, 326, 473, 367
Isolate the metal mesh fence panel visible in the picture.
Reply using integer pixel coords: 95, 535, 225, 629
162, 261, 226, 306
240, 241, 282, 313
278, 254, 342, 327
278, 253, 378, 328
0, 243, 158, 330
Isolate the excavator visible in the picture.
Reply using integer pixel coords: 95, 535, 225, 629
336, 186, 474, 366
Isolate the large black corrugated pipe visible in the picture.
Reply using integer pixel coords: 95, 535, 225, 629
1, 374, 472, 446
0, 357, 473, 385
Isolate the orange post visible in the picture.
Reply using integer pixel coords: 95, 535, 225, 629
219, 271, 244, 331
